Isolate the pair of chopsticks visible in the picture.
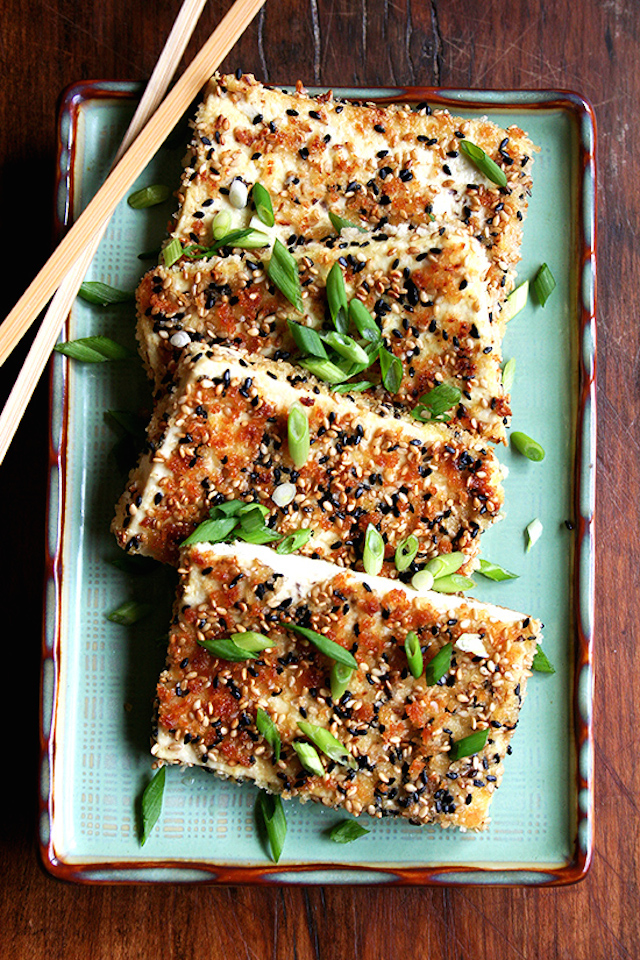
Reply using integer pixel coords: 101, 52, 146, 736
0, 0, 267, 465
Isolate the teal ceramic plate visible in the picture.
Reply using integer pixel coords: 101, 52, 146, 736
41, 81, 596, 885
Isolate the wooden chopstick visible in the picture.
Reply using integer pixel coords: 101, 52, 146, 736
0, 0, 210, 466
0, 0, 266, 369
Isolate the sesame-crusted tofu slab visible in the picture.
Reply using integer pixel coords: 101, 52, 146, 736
154, 542, 541, 831
112, 344, 504, 569
170, 73, 535, 300
138, 222, 511, 442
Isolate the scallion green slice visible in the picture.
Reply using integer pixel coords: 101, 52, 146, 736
525, 518, 543, 552
268, 238, 302, 311
256, 791, 287, 863
181, 515, 238, 546
78, 281, 134, 305
287, 320, 328, 359
236, 525, 281, 545
379, 347, 403, 393
197, 636, 261, 662
404, 631, 423, 679
328, 211, 365, 233
326, 262, 349, 333
54, 336, 133, 362
532, 646, 556, 674
333, 380, 375, 394
425, 552, 466, 579
238, 505, 271, 534
275, 528, 313, 554
424, 642, 452, 685
411, 569, 435, 592
127, 184, 170, 209
501, 280, 529, 322
140, 766, 165, 845
292, 740, 325, 777
533, 263, 556, 307
162, 238, 183, 266
321, 331, 369, 365
511, 431, 545, 462
297, 720, 357, 769
431, 573, 475, 594
284, 623, 357, 669
363, 523, 385, 576
231, 631, 272, 653
299, 357, 347, 383
256, 708, 281, 760
449, 728, 489, 762
252, 182, 275, 227
212, 210, 233, 238
287, 401, 310, 468
329, 820, 370, 843
411, 383, 461, 423
106, 599, 152, 625
459, 140, 507, 187
349, 299, 381, 342
502, 357, 516, 392
330, 662, 353, 702
395, 534, 419, 572
478, 559, 519, 582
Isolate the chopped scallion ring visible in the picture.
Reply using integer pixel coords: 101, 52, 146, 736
267, 239, 302, 311
449, 728, 489, 761
459, 140, 507, 187
275, 528, 313, 554
411, 383, 462, 423
252, 182, 275, 227
231, 631, 272, 653
256, 708, 281, 760
349, 299, 381, 342
431, 573, 475, 594
256, 791, 287, 863
500, 280, 529, 322
525, 518, 543, 552
424, 642, 452, 685
287, 401, 310, 468
211, 210, 233, 238
532, 646, 556, 674
298, 357, 348, 383
54, 336, 133, 363
127, 183, 170, 209
330, 662, 353, 702
379, 347, 403, 393
425, 552, 466, 579
363, 524, 385, 576
292, 740, 325, 777
501, 357, 516, 392
478, 559, 519, 582
284, 622, 357, 669
511, 431, 545, 461
297, 720, 357, 769
197, 636, 263, 662
326, 262, 349, 333
78, 281, 134, 305
404, 631, 423, 679
329, 820, 370, 843
288, 320, 328, 359
321, 330, 369, 365
162, 238, 183, 266
411, 569, 435, 592
140, 766, 165, 845
533, 263, 556, 307
328, 211, 366, 233
395, 534, 419, 572
106, 599, 152, 625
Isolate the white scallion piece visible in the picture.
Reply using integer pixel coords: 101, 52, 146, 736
272, 483, 296, 507
525, 518, 543, 552
501, 280, 529, 322
229, 178, 249, 209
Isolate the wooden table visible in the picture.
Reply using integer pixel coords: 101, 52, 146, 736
0, 1, 635, 957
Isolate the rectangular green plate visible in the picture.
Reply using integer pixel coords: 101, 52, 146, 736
41, 81, 596, 885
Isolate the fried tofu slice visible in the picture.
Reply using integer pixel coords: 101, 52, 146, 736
137, 222, 511, 443
153, 541, 541, 831
169, 73, 535, 302
112, 343, 504, 569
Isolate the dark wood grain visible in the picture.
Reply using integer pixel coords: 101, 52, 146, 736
0, 0, 637, 957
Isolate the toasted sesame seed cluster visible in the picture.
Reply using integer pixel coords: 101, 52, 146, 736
154, 543, 540, 830
113, 75, 541, 834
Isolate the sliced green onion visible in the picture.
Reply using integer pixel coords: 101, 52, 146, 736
431, 573, 475, 594
329, 211, 365, 233
138, 248, 161, 261
411, 569, 435, 592
411, 383, 461, 423
299, 357, 347, 383
239, 505, 271, 534
106, 599, 152, 625
292, 740, 325, 777
501, 280, 529, 322
349, 299, 381, 342
533, 263, 556, 307
478, 559, 519, 581
276, 528, 313, 554
284, 623, 357, 669
511, 431, 545, 462
459, 140, 507, 187
333, 380, 375, 394
326, 262, 349, 333
424, 642, 452, 685
252, 182, 275, 227
162, 238, 183, 266
532, 646, 556, 674
181, 515, 238, 546
197, 636, 263, 662
54, 336, 133, 362
363, 524, 385, 576
379, 347, 403, 393
268, 238, 302, 311
330, 662, 353, 701
321, 331, 369, 365
236, 525, 281, 545
395, 535, 419, 572
297, 720, 357, 769
287, 401, 310, 468
288, 320, 328, 359
404, 631, 423, 679
501, 357, 516, 392
425, 552, 466, 579
329, 819, 370, 843
211, 210, 233, 239
231, 631, 272, 653
449, 728, 489, 762
127, 183, 171, 209
140, 766, 165, 845
256, 708, 281, 760
256, 791, 287, 863
525, 518, 543, 552
78, 281, 134, 305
